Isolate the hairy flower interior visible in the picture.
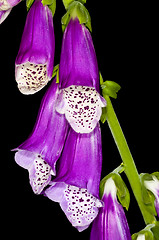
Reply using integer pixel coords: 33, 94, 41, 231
15, 62, 50, 94
32, 155, 52, 194
56, 85, 106, 133
63, 185, 103, 229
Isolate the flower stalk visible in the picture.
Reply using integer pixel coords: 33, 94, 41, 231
105, 95, 156, 225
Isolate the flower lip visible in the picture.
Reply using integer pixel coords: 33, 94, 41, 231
0, 0, 11, 10
56, 85, 106, 133
0, 8, 12, 24
15, 150, 53, 194
0, 0, 21, 10
45, 182, 103, 232
15, 62, 50, 94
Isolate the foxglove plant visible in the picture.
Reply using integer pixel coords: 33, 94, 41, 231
15, 0, 55, 94
2, 0, 158, 238
14, 79, 69, 194
90, 177, 131, 240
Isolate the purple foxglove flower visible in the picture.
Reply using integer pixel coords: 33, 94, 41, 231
45, 123, 103, 232
0, 8, 11, 24
56, 18, 106, 133
15, 0, 55, 94
90, 177, 131, 240
144, 176, 159, 217
14, 79, 69, 194
0, 0, 21, 11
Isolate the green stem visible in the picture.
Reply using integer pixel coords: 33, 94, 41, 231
105, 95, 156, 225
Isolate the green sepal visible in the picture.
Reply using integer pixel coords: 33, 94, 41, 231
152, 172, 159, 180
132, 223, 158, 240
62, 0, 74, 10
52, 64, 59, 83
100, 73, 121, 123
132, 230, 154, 240
42, 0, 56, 16
100, 172, 130, 210
62, 0, 87, 10
61, 1, 92, 32
140, 173, 158, 216
151, 221, 159, 240
100, 73, 121, 99
100, 107, 107, 124
26, 0, 34, 11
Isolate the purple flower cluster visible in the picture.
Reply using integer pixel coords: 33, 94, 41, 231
13, 8, 106, 231
8, 1, 133, 238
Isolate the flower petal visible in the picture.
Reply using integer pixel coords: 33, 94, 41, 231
15, 62, 49, 94
45, 182, 103, 232
90, 178, 131, 240
15, 149, 35, 169
137, 235, 145, 240
15, 150, 52, 194
144, 176, 159, 217
52, 123, 102, 197
56, 85, 106, 133
155, 190, 159, 216
59, 18, 100, 93
0, 9, 11, 24
0, 0, 21, 10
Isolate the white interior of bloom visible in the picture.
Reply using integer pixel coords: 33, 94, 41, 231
104, 177, 117, 199
31, 155, 52, 194
63, 185, 103, 230
15, 62, 50, 94
144, 176, 159, 197
56, 85, 106, 133
137, 234, 146, 240
0, 0, 11, 10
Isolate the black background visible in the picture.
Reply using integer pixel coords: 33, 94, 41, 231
2, 0, 158, 239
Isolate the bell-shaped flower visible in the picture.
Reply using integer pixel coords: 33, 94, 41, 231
14, 79, 69, 194
56, 17, 106, 133
45, 123, 103, 232
90, 177, 131, 240
15, 0, 55, 94
144, 175, 159, 217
